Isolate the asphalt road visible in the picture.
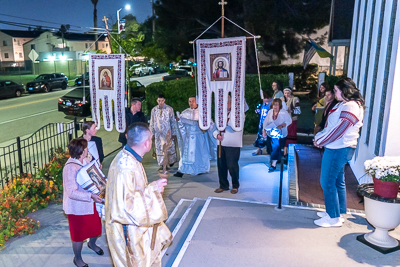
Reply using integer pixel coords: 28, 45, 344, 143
0, 74, 164, 145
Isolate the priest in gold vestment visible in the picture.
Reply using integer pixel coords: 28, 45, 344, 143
105, 122, 172, 267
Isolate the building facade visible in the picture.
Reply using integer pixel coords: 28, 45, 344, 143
347, 0, 400, 183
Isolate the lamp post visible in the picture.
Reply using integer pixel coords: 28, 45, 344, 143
117, 4, 131, 53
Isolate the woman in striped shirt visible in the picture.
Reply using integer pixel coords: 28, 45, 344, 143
313, 78, 365, 228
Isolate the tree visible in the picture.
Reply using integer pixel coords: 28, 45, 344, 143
153, 0, 331, 73
91, 0, 99, 50
110, 14, 145, 56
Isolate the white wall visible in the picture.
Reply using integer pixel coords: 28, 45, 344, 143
347, 0, 400, 183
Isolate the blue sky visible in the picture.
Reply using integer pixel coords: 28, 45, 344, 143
0, 0, 153, 32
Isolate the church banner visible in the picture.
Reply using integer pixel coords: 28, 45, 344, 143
89, 54, 126, 132
196, 37, 246, 131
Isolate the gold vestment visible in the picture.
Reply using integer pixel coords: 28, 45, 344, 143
105, 149, 172, 267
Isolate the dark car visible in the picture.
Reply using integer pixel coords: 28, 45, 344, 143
162, 69, 192, 81
58, 87, 91, 117
128, 80, 146, 102
0, 80, 24, 98
27, 73, 68, 93
74, 72, 89, 86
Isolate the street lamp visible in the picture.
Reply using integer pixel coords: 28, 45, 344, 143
117, 4, 131, 53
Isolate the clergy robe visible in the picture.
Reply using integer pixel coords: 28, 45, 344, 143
149, 104, 178, 166
177, 107, 212, 175
105, 148, 172, 267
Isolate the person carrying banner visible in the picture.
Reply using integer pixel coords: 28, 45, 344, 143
213, 95, 245, 194
149, 94, 179, 171
118, 97, 147, 147
105, 122, 172, 267
81, 121, 104, 168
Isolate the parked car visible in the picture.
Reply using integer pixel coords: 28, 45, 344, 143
162, 69, 192, 81
27, 73, 68, 93
0, 80, 24, 98
58, 86, 91, 116
177, 65, 195, 76
128, 80, 146, 102
130, 63, 154, 77
74, 72, 89, 86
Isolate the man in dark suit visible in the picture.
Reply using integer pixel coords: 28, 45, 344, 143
315, 88, 338, 133
118, 98, 148, 147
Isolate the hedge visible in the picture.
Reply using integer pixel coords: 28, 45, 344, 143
144, 74, 289, 134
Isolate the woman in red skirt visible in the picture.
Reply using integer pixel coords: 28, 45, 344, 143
63, 139, 103, 267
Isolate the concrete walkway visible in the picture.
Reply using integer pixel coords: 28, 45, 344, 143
1, 135, 400, 266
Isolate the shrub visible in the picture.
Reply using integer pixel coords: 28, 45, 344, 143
144, 74, 289, 134
0, 148, 67, 250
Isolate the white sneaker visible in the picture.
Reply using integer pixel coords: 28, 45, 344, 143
314, 215, 343, 228
316, 212, 345, 223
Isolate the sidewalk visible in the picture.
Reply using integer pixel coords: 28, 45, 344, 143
1, 135, 399, 266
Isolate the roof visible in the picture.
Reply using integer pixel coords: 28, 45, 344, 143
329, 0, 355, 42
0, 29, 46, 38
54, 32, 107, 42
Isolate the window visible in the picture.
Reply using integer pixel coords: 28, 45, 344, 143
3, 40, 7, 46
19, 53, 23, 58
31, 44, 35, 50
14, 38, 16, 42
5, 81, 15, 86
102, 43, 105, 48
4, 53, 9, 58
106, 43, 108, 48
17, 40, 21, 46
85, 43, 88, 49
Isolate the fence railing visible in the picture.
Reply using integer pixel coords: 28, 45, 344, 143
0, 119, 79, 188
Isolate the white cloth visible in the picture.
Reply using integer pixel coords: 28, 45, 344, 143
89, 54, 126, 132
263, 109, 292, 138
315, 101, 364, 149
213, 112, 244, 147
177, 107, 212, 175
76, 160, 107, 219
196, 37, 247, 132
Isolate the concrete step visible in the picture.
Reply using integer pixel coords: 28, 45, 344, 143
162, 197, 206, 267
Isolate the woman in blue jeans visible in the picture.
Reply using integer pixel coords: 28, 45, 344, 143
313, 78, 365, 228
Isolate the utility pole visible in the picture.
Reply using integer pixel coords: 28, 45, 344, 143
102, 16, 113, 53
151, 0, 155, 40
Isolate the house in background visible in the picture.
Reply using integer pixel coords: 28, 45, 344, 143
0, 29, 43, 70
21, 31, 111, 77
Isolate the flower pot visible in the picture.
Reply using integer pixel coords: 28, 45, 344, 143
364, 196, 400, 248
373, 178, 399, 198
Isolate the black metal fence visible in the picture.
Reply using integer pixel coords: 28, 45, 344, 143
0, 119, 79, 188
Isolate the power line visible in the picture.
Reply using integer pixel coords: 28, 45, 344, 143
0, 13, 83, 29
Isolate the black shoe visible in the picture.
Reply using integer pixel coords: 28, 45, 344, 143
158, 166, 163, 171
268, 166, 276, 172
169, 163, 175, 168
87, 242, 104, 256
74, 258, 89, 267
174, 171, 184, 177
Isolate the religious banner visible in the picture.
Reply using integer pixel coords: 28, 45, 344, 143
89, 54, 126, 132
196, 36, 246, 131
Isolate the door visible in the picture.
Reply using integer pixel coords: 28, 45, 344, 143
48, 74, 57, 89
4, 81, 17, 97
0, 81, 5, 97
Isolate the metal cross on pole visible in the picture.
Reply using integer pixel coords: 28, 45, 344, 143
218, 0, 227, 38
102, 16, 113, 53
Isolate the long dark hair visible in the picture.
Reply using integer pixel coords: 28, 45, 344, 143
335, 77, 365, 108
319, 82, 330, 98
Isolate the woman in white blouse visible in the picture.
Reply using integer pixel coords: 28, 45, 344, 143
262, 99, 292, 172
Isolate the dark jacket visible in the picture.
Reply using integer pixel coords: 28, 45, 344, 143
118, 108, 148, 145
80, 135, 104, 163
319, 99, 338, 129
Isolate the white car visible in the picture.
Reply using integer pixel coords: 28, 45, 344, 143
177, 65, 195, 76
130, 63, 154, 77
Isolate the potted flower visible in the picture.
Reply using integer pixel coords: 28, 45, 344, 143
364, 156, 400, 198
